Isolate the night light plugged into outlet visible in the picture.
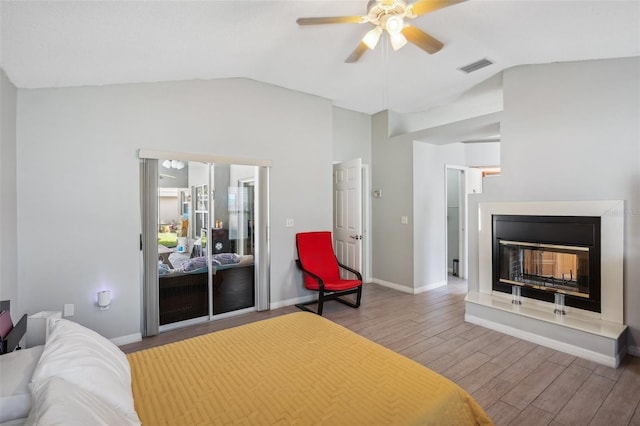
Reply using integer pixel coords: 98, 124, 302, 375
97, 290, 111, 310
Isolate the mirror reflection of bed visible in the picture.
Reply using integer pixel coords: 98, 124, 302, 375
157, 225, 255, 325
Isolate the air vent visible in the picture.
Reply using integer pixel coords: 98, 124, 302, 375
458, 58, 494, 74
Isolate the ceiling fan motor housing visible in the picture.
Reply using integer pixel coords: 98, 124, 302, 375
297, 0, 454, 62
367, 0, 408, 26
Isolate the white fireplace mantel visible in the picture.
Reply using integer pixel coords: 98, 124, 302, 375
465, 200, 627, 367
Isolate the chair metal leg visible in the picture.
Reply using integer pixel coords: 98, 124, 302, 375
296, 285, 362, 316
295, 302, 318, 315
317, 290, 324, 316
335, 285, 362, 309
295, 290, 325, 316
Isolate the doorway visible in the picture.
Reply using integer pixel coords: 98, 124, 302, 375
446, 168, 464, 279
444, 165, 483, 281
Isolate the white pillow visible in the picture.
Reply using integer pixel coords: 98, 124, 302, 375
0, 395, 30, 423
26, 376, 140, 426
0, 346, 44, 423
30, 319, 137, 417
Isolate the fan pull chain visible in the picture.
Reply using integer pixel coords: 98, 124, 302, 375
382, 36, 390, 111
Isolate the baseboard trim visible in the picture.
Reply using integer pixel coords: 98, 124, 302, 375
416, 280, 448, 294
371, 278, 447, 294
270, 294, 315, 310
629, 345, 640, 357
111, 333, 142, 346
371, 279, 414, 294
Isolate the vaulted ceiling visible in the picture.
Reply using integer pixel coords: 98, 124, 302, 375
2, 1, 639, 115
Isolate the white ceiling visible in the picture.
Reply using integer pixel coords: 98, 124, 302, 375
1, 0, 639, 115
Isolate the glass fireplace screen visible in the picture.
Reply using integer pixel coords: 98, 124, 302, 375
498, 240, 591, 298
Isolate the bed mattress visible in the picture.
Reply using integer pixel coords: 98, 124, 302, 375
128, 312, 492, 425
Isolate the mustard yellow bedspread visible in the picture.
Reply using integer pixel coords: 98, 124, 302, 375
128, 312, 492, 425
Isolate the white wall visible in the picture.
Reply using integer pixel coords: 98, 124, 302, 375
0, 69, 18, 318
389, 73, 504, 137
230, 165, 256, 187
465, 142, 500, 167
16, 78, 333, 339
333, 106, 372, 166
372, 131, 498, 293
413, 143, 466, 290
373, 105, 501, 291
468, 57, 640, 353
188, 161, 209, 188
371, 111, 414, 289
158, 191, 180, 225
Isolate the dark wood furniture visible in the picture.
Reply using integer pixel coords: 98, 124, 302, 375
159, 263, 255, 325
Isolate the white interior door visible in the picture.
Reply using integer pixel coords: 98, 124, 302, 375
333, 158, 362, 278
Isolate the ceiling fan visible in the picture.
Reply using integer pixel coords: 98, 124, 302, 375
296, 0, 465, 63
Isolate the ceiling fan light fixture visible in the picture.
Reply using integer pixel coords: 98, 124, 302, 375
384, 15, 404, 35
362, 26, 383, 50
162, 160, 172, 169
296, 0, 456, 63
390, 32, 408, 50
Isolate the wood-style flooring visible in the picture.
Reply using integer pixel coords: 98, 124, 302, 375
120, 278, 640, 426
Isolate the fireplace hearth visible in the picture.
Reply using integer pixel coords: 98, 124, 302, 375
492, 215, 601, 313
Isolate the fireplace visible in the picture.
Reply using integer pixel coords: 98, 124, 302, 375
468, 201, 624, 367
492, 215, 601, 313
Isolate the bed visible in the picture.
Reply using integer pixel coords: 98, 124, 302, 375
1, 313, 492, 425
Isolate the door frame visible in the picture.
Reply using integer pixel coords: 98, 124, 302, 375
237, 177, 255, 256
139, 149, 271, 334
362, 164, 372, 282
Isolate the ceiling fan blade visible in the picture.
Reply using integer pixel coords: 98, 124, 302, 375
408, 0, 466, 17
401, 25, 444, 54
345, 41, 369, 63
296, 16, 366, 25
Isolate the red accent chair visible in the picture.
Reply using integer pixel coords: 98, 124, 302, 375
295, 231, 363, 315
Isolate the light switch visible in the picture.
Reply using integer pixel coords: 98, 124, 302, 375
401, 216, 409, 225
286, 218, 294, 227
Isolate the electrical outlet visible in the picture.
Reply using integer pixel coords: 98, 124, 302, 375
63, 304, 74, 317
401, 216, 409, 225
286, 218, 294, 227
